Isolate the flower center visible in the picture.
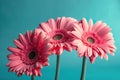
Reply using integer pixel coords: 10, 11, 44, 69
53, 34, 63, 40
87, 37, 95, 44
28, 51, 36, 59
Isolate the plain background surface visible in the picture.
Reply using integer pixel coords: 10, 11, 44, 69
0, 0, 120, 80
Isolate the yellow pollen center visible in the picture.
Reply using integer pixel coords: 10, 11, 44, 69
87, 37, 95, 44
53, 34, 63, 40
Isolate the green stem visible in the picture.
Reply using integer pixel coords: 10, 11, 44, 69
55, 55, 60, 80
31, 75, 34, 80
80, 56, 87, 80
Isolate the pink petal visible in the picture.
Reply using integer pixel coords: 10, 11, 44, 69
89, 19, 93, 27
29, 71, 33, 76
78, 44, 87, 57
92, 21, 102, 31
64, 43, 72, 52
43, 62, 49, 66
35, 62, 43, 68
26, 31, 32, 44
89, 54, 96, 64
93, 50, 98, 57
102, 33, 113, 41
74, 23, 83, 33
97, 26, 111, 37
106, 39, 114, 45
48, 19, 56, 31
71, 39, 82, 47
55, 17, 61, 29
34, 69, 38, 76
71, 31, 81, 39
38, 32, 46, 46
82, 18, 88, 32
35, 68, 41, 76
14, 64, 26, 72
103, 53, 108, 60
99, 45, 109, 54
14, 40, 24, 49
33, 68, 40, 76
26, 71, 30, 76
53, 46, 63, 55
88, 19, 93, 31
87, 47, 92, 57
19, 33, 28, 46
38, 71, 42, 76
64, 18, 77, 31
32, 31, 38, 45
7, 60, 23, 67
97, 47, 104, 59
58, 47, 63, 55
59, 17, 67, 29
7, 54, 20, 60
40, 22, 52, 33
8, 47, 21, 53
78, 52, 84, 57
94, 23, 106, 33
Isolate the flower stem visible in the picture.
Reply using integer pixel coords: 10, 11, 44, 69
55, 55, 60, 80
31, 75, 34, 80
80, 56, 87, 80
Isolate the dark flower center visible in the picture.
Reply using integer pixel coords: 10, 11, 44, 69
53, 34, 63, 40
28, 51, 36, 59
87, 37, 95, 44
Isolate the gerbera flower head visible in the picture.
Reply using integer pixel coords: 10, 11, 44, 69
38, 17, 78, 55
71, 18, 116, 63
7, 29, 50, 76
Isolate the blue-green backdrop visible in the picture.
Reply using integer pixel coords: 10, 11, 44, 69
0, 0, 120, 80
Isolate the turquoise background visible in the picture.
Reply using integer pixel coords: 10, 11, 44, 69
0, 0, 120, 80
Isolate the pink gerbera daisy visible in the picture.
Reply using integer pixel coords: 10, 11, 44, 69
71, 18, 116, 63
7, 29, 50, 76
38, 17, 78, 55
